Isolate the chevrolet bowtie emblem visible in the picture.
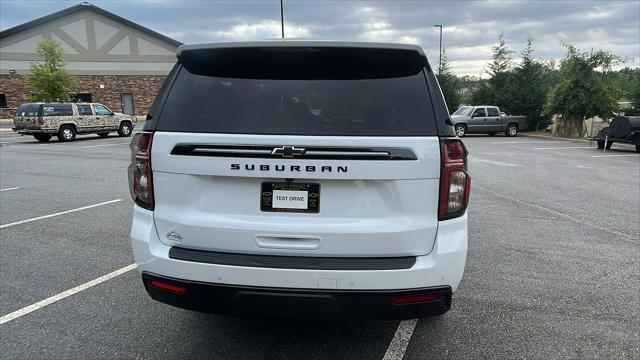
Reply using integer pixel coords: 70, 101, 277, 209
271, 146, 306, 158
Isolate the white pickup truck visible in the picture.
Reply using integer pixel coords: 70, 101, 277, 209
450, 105, 527, 137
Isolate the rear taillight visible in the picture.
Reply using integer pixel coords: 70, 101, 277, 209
128, 132, 154, 210
439, 139, 470, 220
37, 116, 44, 125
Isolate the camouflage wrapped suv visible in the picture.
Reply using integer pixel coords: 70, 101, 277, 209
13, 102, 136, 142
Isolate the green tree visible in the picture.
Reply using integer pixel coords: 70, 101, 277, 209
503, 38, 550, 130
610, 67, 640, 115
469, 80, 493, 105
436, 49, 461, 113
470, 33, 514, 106
25, 38, 76, 102
488, 33, 514, 105
544, 44, 618, 137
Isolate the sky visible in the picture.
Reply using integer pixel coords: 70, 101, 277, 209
1, 0, 639, 76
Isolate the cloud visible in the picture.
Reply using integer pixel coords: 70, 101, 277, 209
211, 19, 311, 40
1, 0, 638, 76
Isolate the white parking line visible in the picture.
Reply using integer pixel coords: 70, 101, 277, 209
534, 146, 595, 150
83, 142, 130, 148
383, 319, 418, 360
592, 154, 639, 158
0, 187, 20, 192
468, 156, 523, 167
489, 141, 564, 144
0, 199, 122, 229
0, 264, 137, 325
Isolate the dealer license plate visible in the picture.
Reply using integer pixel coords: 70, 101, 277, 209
261, 182, 320, 213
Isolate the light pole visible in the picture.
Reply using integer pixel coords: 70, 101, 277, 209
433, 24, 443, 74
280, 0, 285, 38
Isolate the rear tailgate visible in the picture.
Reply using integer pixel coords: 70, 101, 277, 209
147, 44, 444, 258
152, 133, 440, 257
14, 104, 41, 129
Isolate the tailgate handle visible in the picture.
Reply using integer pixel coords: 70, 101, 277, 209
255, 235, 321, 250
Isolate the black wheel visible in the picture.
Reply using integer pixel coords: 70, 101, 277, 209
596, 140, 605, 149
57, 125, 76, 142
117, 122, 132, 137
455, 124, 466, 137
97, 132, 110, 138
505, 124, 518, 137
605, 141, 613, 150
488, 132, 497, 136
33, 134, 52, 142
636, 145, 640, 153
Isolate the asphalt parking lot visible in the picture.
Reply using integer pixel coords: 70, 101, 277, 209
1, 127, 638, 359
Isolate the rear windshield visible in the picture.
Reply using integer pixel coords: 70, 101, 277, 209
453, 106, 472, 116
25, 104, 41, 117
16, 104, 29, 116
157, 68, 437, 136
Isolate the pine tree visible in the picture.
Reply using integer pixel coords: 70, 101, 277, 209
504, 37, 549, 130
436, 48, 461, 113
470, 33, 513, 106
487, 33, 514, 107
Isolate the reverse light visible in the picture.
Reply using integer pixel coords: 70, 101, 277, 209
128, 132, 154, 210
439, 139, 470, 220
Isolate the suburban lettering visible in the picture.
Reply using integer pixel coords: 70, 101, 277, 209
229, 164, 348, 173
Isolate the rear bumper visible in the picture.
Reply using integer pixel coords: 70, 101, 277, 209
142, 272, 451, 321
131, 206, 467, 319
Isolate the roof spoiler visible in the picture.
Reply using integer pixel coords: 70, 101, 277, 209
177, 42, 428, 80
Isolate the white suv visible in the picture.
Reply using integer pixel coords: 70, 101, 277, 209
129, 41, 470, 320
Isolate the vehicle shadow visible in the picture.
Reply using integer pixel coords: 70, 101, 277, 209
178, 311, 399, 359
3, 133, 131, 145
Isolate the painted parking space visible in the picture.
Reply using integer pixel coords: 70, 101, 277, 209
0, 134, 638, 359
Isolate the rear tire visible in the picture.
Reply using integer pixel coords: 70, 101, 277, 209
636, 145, 640, 153
117, 122, 132, 137
455, 124, 466, 137
57, 125, 76, 142
505, 124, 518, 137
605, 141, 613, 150
597, 140, 605, 149
97, 132, 109, 138
33, 134, 52, 142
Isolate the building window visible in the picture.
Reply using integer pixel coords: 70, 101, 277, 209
0, 94, 7, 108
75, 93, 92, 102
